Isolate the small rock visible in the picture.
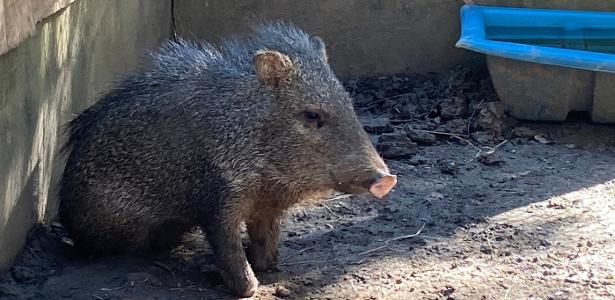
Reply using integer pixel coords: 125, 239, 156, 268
274, 285, 291, 298
477, 152, 505, 166
475, 102, 506, 133
407, 155, 429, 165
0, 284, 25, 297
471, 131, 495, 145
353, 93, 375, 107
407, 129, 436, 145
480, 245, 494, 255
510, 138, 526, 145
534, 135, 553, 144
164, 277, 184, 288
11, 266, 35, 283
547, 289, 569, 300
378, 132, 410, 144
397, 103, 417, 119
441, 285, 456, 297
439, 97, 467, 120
61, 237, 74, 246
443, 119, 468, 135
301, 277, 314, 286
512, 126, 537, 138
361, 116, 394, 134
438, 159, 459, 175
378, 133, 418, 159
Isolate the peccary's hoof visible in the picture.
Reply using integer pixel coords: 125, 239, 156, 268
246, 244, 279, 272
223, 271, 258, 297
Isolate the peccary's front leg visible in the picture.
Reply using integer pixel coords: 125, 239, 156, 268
246, 207, 283, 272
202, 204, 258, 297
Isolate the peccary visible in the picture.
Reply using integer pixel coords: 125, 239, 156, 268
59, 22, 396, 297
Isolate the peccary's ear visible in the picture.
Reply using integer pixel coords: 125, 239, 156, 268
252, 50, 294, 86
310, 35, 328, 61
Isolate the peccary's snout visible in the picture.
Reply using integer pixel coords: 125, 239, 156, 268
364, 150, 397, 198
331, 168, 397, 198
331, 155, 397, 198
366, 171, 397, 199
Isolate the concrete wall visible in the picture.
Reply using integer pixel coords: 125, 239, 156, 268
0, 0, 171, 271
0, 0, 77, 55
174, 0, 478, 77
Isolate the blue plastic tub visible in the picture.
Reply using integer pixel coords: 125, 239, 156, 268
456, 5, 615, 122
456, 5, 615, 72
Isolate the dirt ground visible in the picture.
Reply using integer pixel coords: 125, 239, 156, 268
1, 65, 614, 300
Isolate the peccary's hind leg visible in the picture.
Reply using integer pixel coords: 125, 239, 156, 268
202, 201, 258, 297
246, 207, 284, 272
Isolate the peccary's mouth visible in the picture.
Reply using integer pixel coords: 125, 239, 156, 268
329, 170, 397, 198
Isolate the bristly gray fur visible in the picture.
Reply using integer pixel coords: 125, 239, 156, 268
58, 21, 387, 297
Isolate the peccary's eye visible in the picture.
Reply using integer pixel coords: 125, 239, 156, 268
303, 111, 324, 128
305, 111, 319, 120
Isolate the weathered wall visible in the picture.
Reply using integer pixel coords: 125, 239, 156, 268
0, 0, 171, 271
174, 0, 479, 77
0, 0, 77, 56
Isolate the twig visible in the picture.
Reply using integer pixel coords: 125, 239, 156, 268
414, 129, 469, 138
452, 136, 483, 153
414, 129, 482, 152
503, 284, 511, 299
169, 285, 215, 292
381, 92, 415, 101
154, 261, 174, 275
467, 99, 485, 136
358, 223, 426, 256
25, 245, 41, 261
484, 139, 508, 155
349, 258, 368, 265
475, 139, 508, 158
321, 203, 340, 219
279, 247, 314, 264
427, 130, 483, 153
280, 259, 336, 266
389, 119, 414, 124
324, 194, 352, 202
360, 99, 385, 110
100, 281, 130, 291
